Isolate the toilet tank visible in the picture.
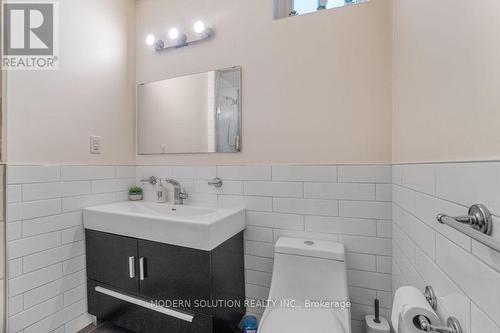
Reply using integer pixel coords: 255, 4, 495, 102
268, 238, 349, 304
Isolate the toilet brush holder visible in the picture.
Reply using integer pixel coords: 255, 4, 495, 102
366, 299, 390, 333
365, 315, 390, 333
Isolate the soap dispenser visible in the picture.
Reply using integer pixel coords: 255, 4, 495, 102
156, 179, 167, 203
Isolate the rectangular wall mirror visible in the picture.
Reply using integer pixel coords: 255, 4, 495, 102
137, 67, 241, 154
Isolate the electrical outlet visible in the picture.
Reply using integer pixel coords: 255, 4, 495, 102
90, 135, 102, 154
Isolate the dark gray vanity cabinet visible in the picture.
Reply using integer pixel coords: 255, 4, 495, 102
137, 240, 212, 304
86, 231, 140, 294
85, 229, 245, 333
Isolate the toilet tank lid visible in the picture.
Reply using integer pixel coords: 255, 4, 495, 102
275, 238, 345, 261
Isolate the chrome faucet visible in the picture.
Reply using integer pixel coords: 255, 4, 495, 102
140, 176, 188, 204
165, 178, 188, 205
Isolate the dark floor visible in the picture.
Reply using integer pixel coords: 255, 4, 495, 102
79, 323, 243, 333
78, 323, 135, 333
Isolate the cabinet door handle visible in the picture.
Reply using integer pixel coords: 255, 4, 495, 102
139, 257, 146, 281
128, 256, 136, 278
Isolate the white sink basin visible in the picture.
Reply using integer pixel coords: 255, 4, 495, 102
83, 202, 246, 251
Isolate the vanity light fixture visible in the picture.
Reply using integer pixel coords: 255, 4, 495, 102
146, 20, 213, 52
193, 20, 213, 38
168, 27, 187, 47
168, 27, 179, 40
193, 20, 205, 33
145, 34, 165, 51
146, 34, 156, 46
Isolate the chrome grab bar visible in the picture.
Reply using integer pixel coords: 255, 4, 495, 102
95, 286, 194, 322
437, 204, 500, 253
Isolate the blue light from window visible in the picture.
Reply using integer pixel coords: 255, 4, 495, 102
293, 0, 357, 15
327, 0, 348, 8
293, 0, 318, 15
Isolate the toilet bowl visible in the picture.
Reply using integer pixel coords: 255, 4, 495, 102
258, 238, 351, 333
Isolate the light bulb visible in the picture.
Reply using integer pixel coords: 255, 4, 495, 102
193, 21, 206, 34
146, 34, 155, 46
168, 28, 179, 40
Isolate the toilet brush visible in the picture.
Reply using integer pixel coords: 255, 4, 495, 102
365, 298, 390, 333
374, 299, 381, 323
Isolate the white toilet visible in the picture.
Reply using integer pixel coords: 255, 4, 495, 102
258, 237, 351, 333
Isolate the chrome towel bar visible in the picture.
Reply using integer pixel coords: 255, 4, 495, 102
437, 204, 500, 253
418, 316, 463, 333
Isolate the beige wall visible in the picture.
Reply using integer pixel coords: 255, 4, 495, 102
136, 0, 393, 165
6, 0, 136, 165
392, 0, 500, 163
8, 0, 500, 166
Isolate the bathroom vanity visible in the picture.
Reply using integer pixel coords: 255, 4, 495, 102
83, 202, 246, 333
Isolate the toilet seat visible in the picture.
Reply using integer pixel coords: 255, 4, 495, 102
258, 308, 346, 333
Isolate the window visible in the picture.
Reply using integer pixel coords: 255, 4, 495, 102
288, 0, 365, 17
292, 0, 318, 15
274, 0, 366, 20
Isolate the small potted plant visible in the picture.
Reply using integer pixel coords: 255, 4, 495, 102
128, 186, 143, 201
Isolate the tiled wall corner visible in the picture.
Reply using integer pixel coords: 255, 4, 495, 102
392, 162, 500, 333
6, 165, 137, 333
137, 164, 393, 333
5, 163, 392, 333
7, 161, 500, 333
